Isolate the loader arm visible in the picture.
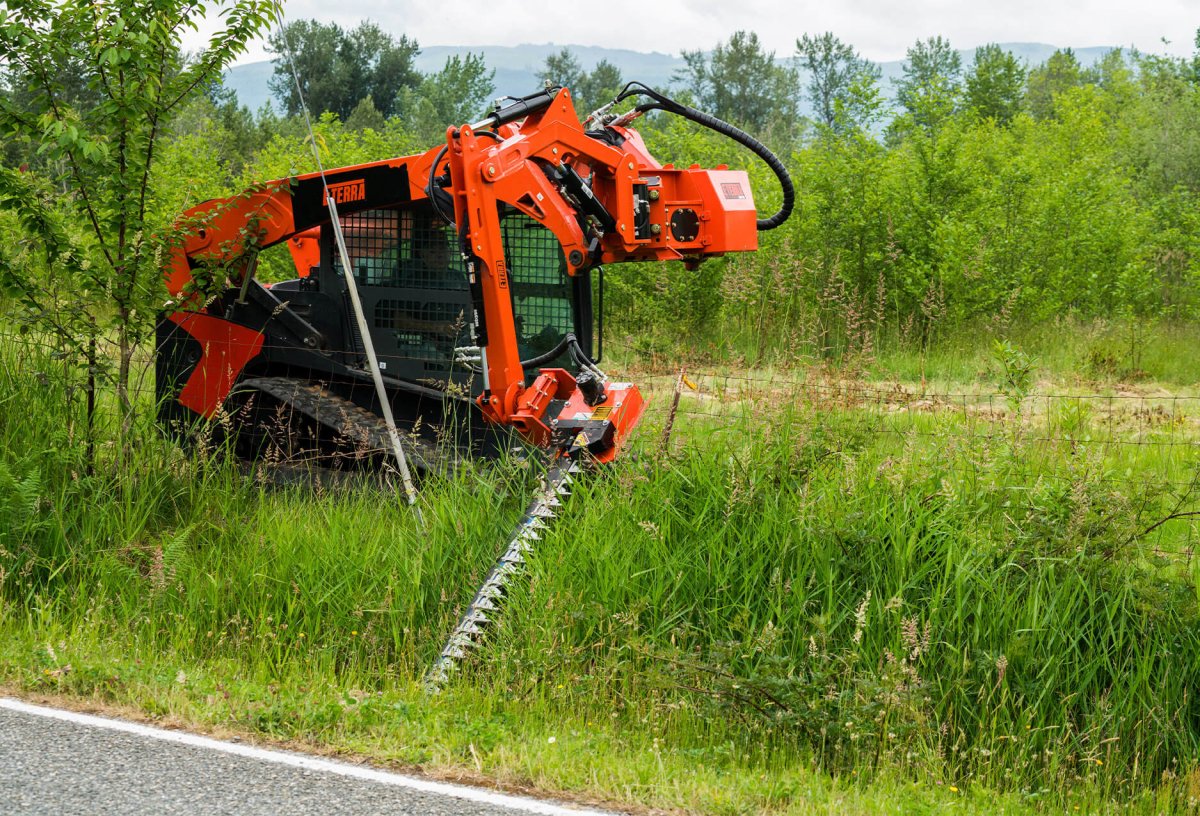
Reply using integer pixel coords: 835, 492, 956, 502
165, 151, 442, 302
440, 87, 761, 458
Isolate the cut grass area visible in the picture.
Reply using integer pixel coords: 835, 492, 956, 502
869, 319, 1200, 389
1, 327, 1199, 814
610, 317, 1200, 393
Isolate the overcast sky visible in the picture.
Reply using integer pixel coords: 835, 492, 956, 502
189, 0, 1198, 65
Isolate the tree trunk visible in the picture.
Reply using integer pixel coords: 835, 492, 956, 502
86, 335, 96, 476
117, 312, 135, 450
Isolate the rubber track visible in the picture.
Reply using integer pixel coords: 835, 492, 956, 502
235, 377, 460, 475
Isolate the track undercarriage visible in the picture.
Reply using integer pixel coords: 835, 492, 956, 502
226, 377, 466, 476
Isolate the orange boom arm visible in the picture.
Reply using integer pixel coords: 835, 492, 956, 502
442, 87, 761, 453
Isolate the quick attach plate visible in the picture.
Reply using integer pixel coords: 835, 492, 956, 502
550, 383, 644, 462
554, 413, 617, 457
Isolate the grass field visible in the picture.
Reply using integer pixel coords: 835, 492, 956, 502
1, 323, 1198, 814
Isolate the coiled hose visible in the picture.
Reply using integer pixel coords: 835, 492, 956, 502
612, 82, 794, 231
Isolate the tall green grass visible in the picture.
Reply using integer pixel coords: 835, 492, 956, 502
488, 404, 1200, 784
1, 331, 1199, 813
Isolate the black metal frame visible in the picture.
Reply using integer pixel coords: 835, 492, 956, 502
316, 202, 593, 393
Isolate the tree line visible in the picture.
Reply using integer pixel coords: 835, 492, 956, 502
249, 24, 1200, 144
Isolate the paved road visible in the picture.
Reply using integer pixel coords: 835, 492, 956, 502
0, 699, 613, 816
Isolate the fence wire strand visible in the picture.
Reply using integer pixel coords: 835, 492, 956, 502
2, 328, 1197, 483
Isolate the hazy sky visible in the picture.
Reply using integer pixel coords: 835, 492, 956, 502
190, 0, 1198, 64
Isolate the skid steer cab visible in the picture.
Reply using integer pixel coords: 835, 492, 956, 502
156, 84, 793, 473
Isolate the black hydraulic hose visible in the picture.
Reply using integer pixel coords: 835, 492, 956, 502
519, 333, 577, 369
661, 104, 793, 231
519, 332, 601, 373
427, 144, 453, 223
615, 83, 794, 231
569, 342, 604, 378
425, 130, 503, 225
457, 333, 595, 376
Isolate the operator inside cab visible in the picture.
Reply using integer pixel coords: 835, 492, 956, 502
417, 216, 458, 278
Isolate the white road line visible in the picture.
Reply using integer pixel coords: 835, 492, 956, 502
0, 697, 615, 816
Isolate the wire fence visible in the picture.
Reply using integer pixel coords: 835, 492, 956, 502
614, 346, 1200, 520
2, 326, 1198, 494
647, 377, 1199, 443
626, 364, 1200, 562
648, 369, 1198, 477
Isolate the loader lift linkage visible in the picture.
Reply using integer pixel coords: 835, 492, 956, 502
157, 83, 793, 685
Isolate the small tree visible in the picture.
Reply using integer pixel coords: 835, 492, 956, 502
267, 20, 420, 119
345, 95, 388, 132
795, 32, 880, 132
536, 48, 586, 93
677, 31, 798, 131
894, 36, 963, 132
535, 50, 623, 117
1192, 27, 1200, 85
1025, 48, 1095, 119
396, 52, 495, 142
965, 44, 1026, 124
577, 59, 623, 115
0, 0, 277, 436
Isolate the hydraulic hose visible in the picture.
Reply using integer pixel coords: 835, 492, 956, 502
613, 83, 794, 231
456, 332, 600, 378
425, 129, 503, 225
519, 331, 600, 371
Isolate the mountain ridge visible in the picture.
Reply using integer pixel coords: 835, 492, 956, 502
225, 42, 1117, 116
